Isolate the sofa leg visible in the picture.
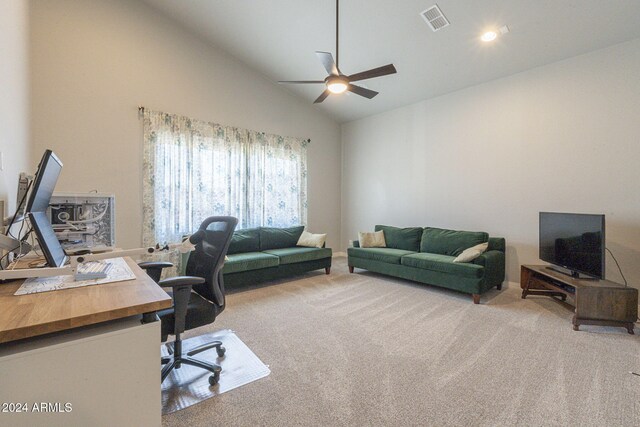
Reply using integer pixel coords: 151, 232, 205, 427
472, 294, 480, 304
348, 266, 354, 273
325, 267, 331, 275
496, 283, 502, 290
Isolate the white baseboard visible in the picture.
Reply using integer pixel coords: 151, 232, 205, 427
504, 280, 519, 289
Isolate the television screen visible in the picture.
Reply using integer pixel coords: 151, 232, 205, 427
539, 212, 605, 279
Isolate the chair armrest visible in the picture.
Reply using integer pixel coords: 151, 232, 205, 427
473, 250, 505, 285
157, 276, 205, 335
157, 276, 205, 288
138, 261, 174, 283
138, 261, 174, 270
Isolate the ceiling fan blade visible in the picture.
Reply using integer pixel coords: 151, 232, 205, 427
348, 64, 397, 82
314, 89, 331, 104
278, 80, 325, 84
315, 51, 340, 76
347, 84, 379, 99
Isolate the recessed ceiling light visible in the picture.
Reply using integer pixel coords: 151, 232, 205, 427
481, 25, 510, 43
481, 31, 498, 42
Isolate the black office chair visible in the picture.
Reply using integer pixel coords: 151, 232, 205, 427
139, 216, 238, 386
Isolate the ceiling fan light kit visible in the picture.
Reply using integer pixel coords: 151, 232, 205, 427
326, 76, 349, 94
278, 0, 397, 104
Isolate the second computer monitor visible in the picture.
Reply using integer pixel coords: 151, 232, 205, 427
29, 211, 68, 268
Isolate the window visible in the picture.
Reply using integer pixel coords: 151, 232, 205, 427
142, 110, 308, 247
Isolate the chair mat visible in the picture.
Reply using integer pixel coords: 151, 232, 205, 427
161, 329, 270, 415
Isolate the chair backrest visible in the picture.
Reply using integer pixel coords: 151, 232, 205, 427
186, 216, 238, 309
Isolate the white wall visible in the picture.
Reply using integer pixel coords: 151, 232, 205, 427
342, 38, 640, 287
29, 0, 341, 249
0, 0, 30, 218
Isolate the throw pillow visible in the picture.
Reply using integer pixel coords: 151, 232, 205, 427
297, 230, 327, 248
358, 231, 386, 248
453, 242, 489, 263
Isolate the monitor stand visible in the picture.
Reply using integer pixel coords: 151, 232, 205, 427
545, 266, 598, 281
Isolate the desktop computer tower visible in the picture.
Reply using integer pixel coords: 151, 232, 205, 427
48, 192, 115, 252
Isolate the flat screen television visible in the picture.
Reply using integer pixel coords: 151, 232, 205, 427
539, 212, 605, 279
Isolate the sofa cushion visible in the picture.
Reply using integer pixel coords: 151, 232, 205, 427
264, 247, 332, 265
348, 247, 415, 264
228, 228, 261, 254
420, 227, 489, 256
223, 252, 279, 274
401, 253, 484, 278
259, 226, 305, 251
375, 225, 423, 252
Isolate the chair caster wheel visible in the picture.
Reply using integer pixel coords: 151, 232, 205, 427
209, 372, 220, 386
216, 346, 226, 358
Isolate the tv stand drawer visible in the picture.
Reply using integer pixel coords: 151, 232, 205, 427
576, 286, 638, 323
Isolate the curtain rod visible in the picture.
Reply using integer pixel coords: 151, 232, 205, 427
138, 106, 310, 143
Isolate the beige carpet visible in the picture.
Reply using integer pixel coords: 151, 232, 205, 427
162, 257, 640, 427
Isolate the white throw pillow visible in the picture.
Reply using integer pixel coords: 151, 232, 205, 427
453, 242, 489, 263
297, 230, 327, 248
358, 231, 386, 248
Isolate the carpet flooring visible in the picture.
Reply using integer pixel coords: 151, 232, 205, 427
162, 257, 640, 427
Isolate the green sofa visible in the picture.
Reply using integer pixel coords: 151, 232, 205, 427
347, 225, 505, 304
220, 226, 332, 287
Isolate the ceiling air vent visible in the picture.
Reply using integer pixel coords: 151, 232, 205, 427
420, 4, 450, 32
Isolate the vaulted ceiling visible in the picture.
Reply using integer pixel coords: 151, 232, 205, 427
140, 0, 640, 123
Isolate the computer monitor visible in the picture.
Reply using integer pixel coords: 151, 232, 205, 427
26, 150, 63, 213
25, 150, 68, 268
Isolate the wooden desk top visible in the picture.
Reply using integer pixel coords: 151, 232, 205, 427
0, 257, 172, 344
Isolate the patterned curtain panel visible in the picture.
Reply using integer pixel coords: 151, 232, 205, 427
142, 110, 308, 249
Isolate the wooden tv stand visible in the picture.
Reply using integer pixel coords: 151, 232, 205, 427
520, 265, 637, 334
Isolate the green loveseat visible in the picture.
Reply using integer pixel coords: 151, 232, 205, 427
220, 226, 332, 287
348, 225, 505, 304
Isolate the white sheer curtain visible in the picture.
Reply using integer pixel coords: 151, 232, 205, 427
142, 110, 308, 248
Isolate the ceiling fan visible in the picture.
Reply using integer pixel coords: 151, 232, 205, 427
278, 0, 397, 104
